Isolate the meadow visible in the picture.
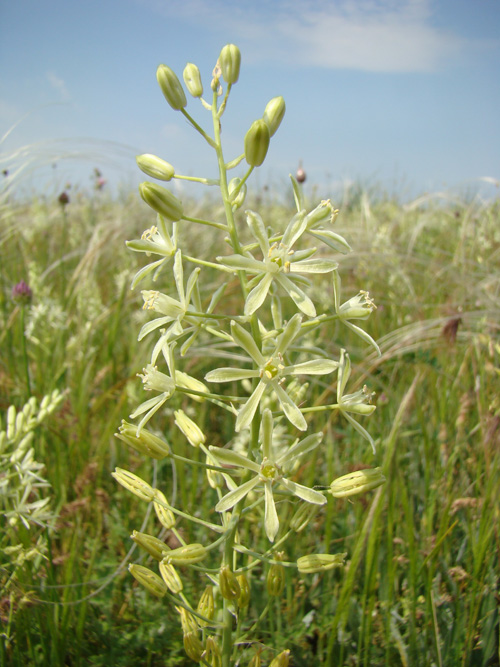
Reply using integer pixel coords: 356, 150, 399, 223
1, 180, 499, 666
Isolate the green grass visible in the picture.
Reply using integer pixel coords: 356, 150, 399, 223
1, 185, 499, 666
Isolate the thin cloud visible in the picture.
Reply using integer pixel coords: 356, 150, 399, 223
140, 0, 467, 72
46, 71, 71, 101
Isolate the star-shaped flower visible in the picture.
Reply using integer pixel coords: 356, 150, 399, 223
126, 215, 178, 288
209, 409, 326, 541
205, 314, 338, 431
217, 210, 338, 317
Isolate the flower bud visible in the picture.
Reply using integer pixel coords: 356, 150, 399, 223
131, 530, 170, 560
205, 636, 222, 667
156, 64, 187, 110
183, 63, 203, 97
330, 468, 385, 498
183, 631, 204, 662
165, 543, 207, 565
290, 502, 320, 533
236, 573, 251, 608
136, 154, 175, 181
244, 119, 270, 167
115, 420, 171, 459
219, 565, 241, 601
338, 291, 377, 320
267, 554, 285, 597
228, 177, 247, 210
139, 182, 183, 221
196, 585, 215, 626
219, 44, 241, 84
174, 410, 205, 447
177, 605, 199, 634
159, 559, 183, 594
297, 552, 347, 574
263, 96, 286, 137
269, 650, 291, 667
128, 563, 167, 598
206, 455, 223, 489
153, 490, 176, 529
111, 467, 155, 502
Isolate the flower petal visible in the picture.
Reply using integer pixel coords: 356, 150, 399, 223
278, 432, 323, 465
273, 382, 307, 431
264, 481, 279, 542
217, 254, 265, 273
276, 313, 302, 354
276, 274, 316, 318
244, 272, 274, 315
282, 211, 307, 249
209, 446, 261, 473
215, 477, 260, 512
246, 210, 270, 255
231, 321, 266, 365
205, 367, 260, 382
280, 478, 327, 505
284, 359, 339, 375
235, 381, 266, 432
290, 258, 338, 273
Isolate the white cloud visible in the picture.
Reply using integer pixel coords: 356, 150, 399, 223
139, 0, 466, 72
46, 71, 71, 101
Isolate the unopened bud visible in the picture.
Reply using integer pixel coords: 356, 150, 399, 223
112, 467, 155, 502
183, 63, 203, 97
263, 96, 286, 137
174, 409, 205, 447
219, 565, 241, 600
205, 636, 222, 667
159, 560, 183, 594
269, 650, 291, 667
153, 490, 176, 529
330, 468, 385, 498
128, 563, 167, 598
136, 154, 175, 181
139, 182, 183, 221
297, 552, 347, 574
219, 44, 241, 84
206, 454, 223, 489
196, 585, 215, 626
290, 503, 320, 532
131, 530, 170, 560
115, 420, 170, 459
236, 573, 251, 608
183, 631, 204, 662
244, 119, 270, 167
177, 605, 198, 634
267, 553, 285, 596
165, 543, 207, 565
156, 64, 187, 110
228, 177, 247, 210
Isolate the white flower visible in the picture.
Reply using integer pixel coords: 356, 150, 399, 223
332, 270, 380, 354
217, 210, 338, 317
209, 409, 326, 541
126, 215, 178, 288
205, 315, 338, 432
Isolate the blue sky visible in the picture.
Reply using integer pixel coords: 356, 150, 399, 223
1, 0, 499, 200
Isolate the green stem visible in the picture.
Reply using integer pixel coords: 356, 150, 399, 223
180, 108, 216, 148
182, 215, 228, 232
20, 306, 31, 395
173, 174, 219, 185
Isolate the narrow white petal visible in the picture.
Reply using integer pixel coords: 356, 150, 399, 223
244, 273, 274, 315
205, 367, 260, 382
215, 477, 260, 512
280, 478, 327, 505
209, 446, 261, 473
273, 382, 307, 431
235, 382, 266, 432
264, 482, 279, 542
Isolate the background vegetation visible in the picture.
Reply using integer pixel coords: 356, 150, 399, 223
1, 179, 499, 666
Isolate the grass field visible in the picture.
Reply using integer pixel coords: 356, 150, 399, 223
1, 182, 499, 666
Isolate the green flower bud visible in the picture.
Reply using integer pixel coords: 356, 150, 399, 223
267, 554, 285, 597
131, 530, 170, 560
128, 564, 167, 598
219, 565, 241, 600
228, 177, 247, 210
263, 96, 286, 137
290, 503, 320, 533
248, 654, 262, 667
139, 182, 183, 221
177, 605, 199, 634
236, 573, 251, 608
159, 559, 183, 594
205, 636, 222, 667
165, 543, 207, 565
153, 490, 176, 529
115, 420, 171, 459
136, 154, 175, 181
330, 468, 385, 498
338, 291, 377, 321
183, 63, 203, 97
206, 454, 223, 489
269, 650, 291, 667
174, 409, 206, 447
183, 631, 204, 662
156, 64, 187, 110
196, 585, 215, 626
111, 467, 155, 502
297, 552, 347, 574
219, 44, 241, 84
244, 119, 270, 167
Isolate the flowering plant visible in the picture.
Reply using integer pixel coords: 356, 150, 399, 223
113, 45, 384, 666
